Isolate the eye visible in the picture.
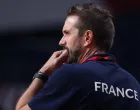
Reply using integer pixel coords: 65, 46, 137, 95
63, 30, 70, 36
65, 31, 69, 35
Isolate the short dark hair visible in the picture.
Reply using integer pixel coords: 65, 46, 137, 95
67, 3, 115, 52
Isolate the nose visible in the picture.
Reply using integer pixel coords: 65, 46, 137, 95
59, 37, 66, 46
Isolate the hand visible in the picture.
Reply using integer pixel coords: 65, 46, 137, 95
39, 50, 68, 76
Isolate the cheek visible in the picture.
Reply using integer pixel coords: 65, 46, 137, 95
66, 36, 76, 47
71, 38, 83, 51
66, 35, 83, 50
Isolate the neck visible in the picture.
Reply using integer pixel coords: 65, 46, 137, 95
77, 48, 105, 64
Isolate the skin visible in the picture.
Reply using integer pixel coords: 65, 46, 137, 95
59, 15, 84, 64
15, 15, 100, 110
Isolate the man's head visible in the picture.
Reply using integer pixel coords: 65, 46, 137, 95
59, 3, 115, 64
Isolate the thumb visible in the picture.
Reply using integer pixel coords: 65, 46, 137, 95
57, 49, 68, 61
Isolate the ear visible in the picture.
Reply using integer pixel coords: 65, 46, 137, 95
83, 30, 94, 47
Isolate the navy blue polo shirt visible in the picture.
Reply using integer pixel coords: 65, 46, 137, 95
28, 54, 140, 110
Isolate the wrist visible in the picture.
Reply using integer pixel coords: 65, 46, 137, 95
33, 72, 48, 83
39, 68, 52, 76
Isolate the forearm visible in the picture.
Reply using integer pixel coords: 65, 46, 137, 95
15, 78, 44, 110
15, 50, 68, 110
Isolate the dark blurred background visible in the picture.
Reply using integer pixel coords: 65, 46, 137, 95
0, 0, 140, 110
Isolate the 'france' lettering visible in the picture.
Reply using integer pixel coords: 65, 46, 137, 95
95, 81, 139, 101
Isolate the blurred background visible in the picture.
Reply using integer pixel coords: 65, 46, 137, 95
0, 0, 140, 109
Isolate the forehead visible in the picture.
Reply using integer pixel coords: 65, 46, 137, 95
63, 15, 80, 31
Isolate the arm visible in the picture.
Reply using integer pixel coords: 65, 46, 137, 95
15, 78, 44, 110
15, 50, 68, 110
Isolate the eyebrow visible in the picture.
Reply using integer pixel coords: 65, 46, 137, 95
62, 30, 70, 34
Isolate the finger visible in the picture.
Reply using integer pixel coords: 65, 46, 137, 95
57, 49, 68, 61
53, 50, 63, 57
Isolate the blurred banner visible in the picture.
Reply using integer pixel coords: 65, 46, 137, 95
0, 0, 103, 30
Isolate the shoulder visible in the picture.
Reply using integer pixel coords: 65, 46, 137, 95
54, 63, 87, 75
45, 63, 91, 86
49, 64, 80, 79
54, 63, 92, 76
45, 64, 78, 85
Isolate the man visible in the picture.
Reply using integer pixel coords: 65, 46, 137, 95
16, 3, 140, 110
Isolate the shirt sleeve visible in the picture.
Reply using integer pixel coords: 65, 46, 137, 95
28, 64, 78, 110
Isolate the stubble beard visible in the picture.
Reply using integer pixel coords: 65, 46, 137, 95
64, 44, 82, 64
